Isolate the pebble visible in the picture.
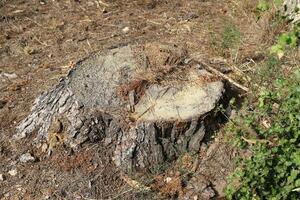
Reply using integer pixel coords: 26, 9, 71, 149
104, 137, 112, 146
122, 27, 130, 34
8, 169, 17, 176
0, 174, 4, 181
202, 187, 216, 199
19, 153, 35, 163
165, 177, 172, 183
41, 143, 48, 153
0, 72, 18, 80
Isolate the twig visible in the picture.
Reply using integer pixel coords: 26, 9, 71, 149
33, 36, 49, 46
201, 62, 249, 92
98, 34, 118, 41
194, 60, 249, 92
98, 0, 110, 7
147, 19, 162, 25
241, 136, 271, 145
121, 174, 151, 191
110, 188, 134, 200
25, 17, 43, 27
292, 187, 300, 192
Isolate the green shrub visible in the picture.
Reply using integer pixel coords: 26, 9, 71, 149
225, 70, 300, 200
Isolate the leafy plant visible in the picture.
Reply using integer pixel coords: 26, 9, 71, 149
257, 0, 270, 13
225, 70, 300, 199
257, 55, 281, 88
270, 28, 299, 58
257, 0, 283, 12
256, 0, 283, 20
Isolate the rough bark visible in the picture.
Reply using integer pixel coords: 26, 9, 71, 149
283, 0, 300, 23
16, 43, 224, 173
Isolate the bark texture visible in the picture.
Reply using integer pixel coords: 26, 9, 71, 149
283, 0, 300, 23
16, 44, 224, 172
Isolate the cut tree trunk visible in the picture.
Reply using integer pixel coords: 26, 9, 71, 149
16, 43, 224, 173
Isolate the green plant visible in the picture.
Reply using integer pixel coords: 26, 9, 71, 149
270, 27, 299, 58
256, 0, 283, 20
257, 55, 281, 87
257, 0, 283, 12
257, 0, 270, 13
209, 30, 219, 51
225, 70, 300, 199
221, 22, 242, 51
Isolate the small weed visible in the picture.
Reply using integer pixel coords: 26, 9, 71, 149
209, 22, 242, 59
270, 26, 300, 59
218, 22, 243, 60
256, 0, 283, 14
256, 55, 281, 87
149, 161, 171, 175
209, 30, 219, 51
221, 22, 242, 51
257, 0, 270, 13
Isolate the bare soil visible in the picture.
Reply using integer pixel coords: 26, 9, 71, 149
0, 0, 277, 199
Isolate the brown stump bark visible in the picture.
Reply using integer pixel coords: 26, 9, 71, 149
16, 43, 224, 173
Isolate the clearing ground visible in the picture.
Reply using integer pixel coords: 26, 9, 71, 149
0, 0, 285, 199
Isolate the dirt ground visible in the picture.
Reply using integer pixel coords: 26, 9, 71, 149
0, 0, 278, 199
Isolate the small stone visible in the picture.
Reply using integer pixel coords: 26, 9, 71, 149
8, 169, 17, 176
104, 137, 112, 146
122, 27, 130, 34
0, 72, 18, 80
202, 187, 216, 199
165, 177, 172, 183
36, 143, 42, 148
0, 174, 5, 181
19, 153, 35, 163
41, 143, 48, 153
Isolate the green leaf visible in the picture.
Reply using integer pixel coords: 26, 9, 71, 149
270, 44, 284, 59
278, 33, 289, 46
292, 152, 300, 165
257, 0, 270, 12
273, 0, 283, 7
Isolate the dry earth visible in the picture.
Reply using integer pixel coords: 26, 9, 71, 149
0, 0, 283, 199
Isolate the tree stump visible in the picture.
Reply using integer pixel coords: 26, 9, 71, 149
16, 43, 224, 173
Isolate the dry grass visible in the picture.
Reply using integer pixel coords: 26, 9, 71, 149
0, 0, 293, 199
